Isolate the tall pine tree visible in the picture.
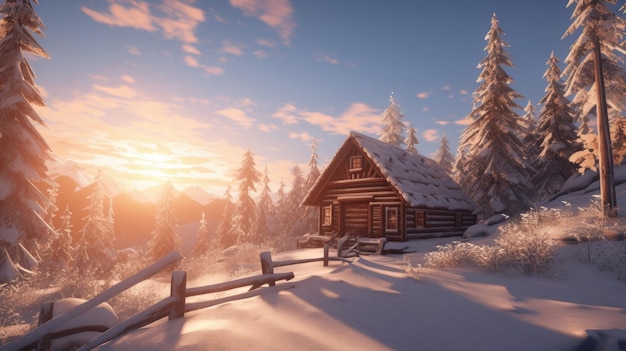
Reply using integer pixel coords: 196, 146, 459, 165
533, 52, 579, 198
379, 93, 406, 146
562, 0, 626, 172
192, 212, 210, 256
0, 0, 54, 283
456, 13, 532, 217
147, 181, 181, 262
233, 150, 261, 243
303, 140, 321, 233
434, 134, 454, 176
216, 185, 236, 248
405, 125, 419, 154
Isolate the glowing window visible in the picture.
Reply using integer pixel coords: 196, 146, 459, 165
385, 207, 398, 232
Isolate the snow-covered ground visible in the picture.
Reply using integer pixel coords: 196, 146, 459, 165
93, 170, 626, 351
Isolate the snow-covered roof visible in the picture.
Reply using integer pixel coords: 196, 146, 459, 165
305, 131, 474, 211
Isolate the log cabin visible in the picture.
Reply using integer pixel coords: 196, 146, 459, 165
302, 131, 476, 241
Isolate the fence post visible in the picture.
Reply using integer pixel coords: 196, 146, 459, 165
36, 302, 54, 351
169, 271, 187, 320
259, 251, 275, 286
323, 244, 329, 267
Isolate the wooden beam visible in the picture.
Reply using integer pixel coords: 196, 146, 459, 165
1, 251, 183, 351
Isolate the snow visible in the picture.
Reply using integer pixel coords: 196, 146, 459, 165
350, 132, 474, 211
94, 240, 626, 351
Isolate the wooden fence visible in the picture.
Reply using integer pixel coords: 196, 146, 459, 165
1, 246, 352, 351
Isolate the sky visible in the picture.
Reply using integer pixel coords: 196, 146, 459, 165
25, 0, 619, 196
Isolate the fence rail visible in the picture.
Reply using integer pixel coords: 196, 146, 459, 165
4, 245, 353, 351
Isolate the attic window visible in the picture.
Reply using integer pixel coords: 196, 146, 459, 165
349, 156, 363, 171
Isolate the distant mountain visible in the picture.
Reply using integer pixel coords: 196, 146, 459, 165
182, 186, 216, 206
46, 158, 93, 189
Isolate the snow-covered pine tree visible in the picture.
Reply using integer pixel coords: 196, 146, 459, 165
522, 100, 540, 162
147, 181, 181, 262
192, 212, 210, 256
273, 179, 288, 245
379, 93, 406, 146
48, 206, 73, 270
562, 0, 626, 172
248, 166, 274, 244
532, 52, 579, 198
611, 117, 626, 165
232, 150, 261, 243
303, 139, 321, 233
457, 13, 532, 217
452, 148, 468, 183
405, 124, 419, 154
216, 185, 236, 248
434, 134, 455, 176
281, 166, 306, 239
0, 0, 54, 283
76, 172, 115, 275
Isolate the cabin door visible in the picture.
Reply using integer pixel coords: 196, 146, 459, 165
341, 201, 369, 236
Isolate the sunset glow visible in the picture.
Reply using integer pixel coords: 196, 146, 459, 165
31, 1, 579, 195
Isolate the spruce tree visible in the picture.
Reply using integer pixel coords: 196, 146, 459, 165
522, 100, 540, 163
405, 125, 419, 154
252, 166, 274, 244
379, 93, 406, 146
434, 134, 455, 176
192, 212, 210, 256
147, 181, 181, 262
303, 140, 321, 233
233, 150, 261, 243
76, 173, 115, 275
533, 52, 579, 198
281, 166, 306, 239
457, 14, 532, 217
216, 185, 236, 249
0, 0, 54, 283
48, 206, 73, 270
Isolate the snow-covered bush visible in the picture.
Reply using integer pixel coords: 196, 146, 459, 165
422, 207, 557, 275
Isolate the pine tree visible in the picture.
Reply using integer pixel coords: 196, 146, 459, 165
522, 100, 540, 162
232, 150, 261, 243
273, 179, 288, 243
0, 0, 54, 283
457, 14, 532, 217
251, 166, 274, 244
192, 212, 210, 256
379, 93, 406, 146
532, 52, 579, 198
303, 140, 321, 233
147, 182, 181, 262
48, 206, 73, 270
216, 186, 236, 249
434, 134, 455, 176
405, 124, 419, 154
282, 166, 306, 238
75, 173, 115, 275
562, 0, 626, 172
611, 117, 626, 165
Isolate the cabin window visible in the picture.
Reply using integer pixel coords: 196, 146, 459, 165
415, 211, 425, 228
385, 207, 398, 232
322, 204, 333, 226
349, 156, 363, 171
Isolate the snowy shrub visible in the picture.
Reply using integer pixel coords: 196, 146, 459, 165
422, 207, 556, 275
423, 241, 483, 269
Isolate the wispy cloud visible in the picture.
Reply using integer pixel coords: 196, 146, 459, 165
272, 103, 298, 125
288, 131, 313, 141
315, 52, 339, 65
216, 108, 255, 129
422, 129, 439, 142
92, 84, 138, 98
82, 0, 205, 44
455, 117, 472, 126
417, 91, 431, 99
184, 56, 224, 75
222, 41, 244, 56
301, 103, 381, 135
229, 0, 296, 45
182, 44, 201, 55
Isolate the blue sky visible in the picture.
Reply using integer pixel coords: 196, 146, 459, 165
27, 0, 606, 195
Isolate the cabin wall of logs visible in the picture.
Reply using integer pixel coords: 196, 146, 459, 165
315, 178, 475, 242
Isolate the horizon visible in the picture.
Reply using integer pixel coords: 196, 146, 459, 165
28, 0, 615, 196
